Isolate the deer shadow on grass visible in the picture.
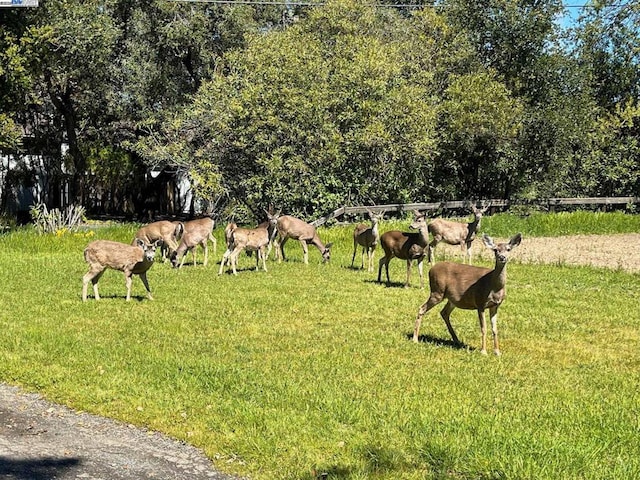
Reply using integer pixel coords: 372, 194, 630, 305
363, 279, 418, 289
407, 333, 473, 351
80, 294, 147, 302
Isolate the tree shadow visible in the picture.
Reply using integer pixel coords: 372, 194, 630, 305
0, 456, 81, 480
407, 333, 472, 351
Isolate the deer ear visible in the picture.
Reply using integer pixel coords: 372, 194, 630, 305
509, 233, 522, 248
482, 234, 495, 249
135, 238, 145, 248
325, 242, 333, 249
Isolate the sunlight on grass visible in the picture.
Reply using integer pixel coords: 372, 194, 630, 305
1, 212, 639, 479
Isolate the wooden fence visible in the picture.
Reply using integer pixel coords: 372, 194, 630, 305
311, 196, 640, 227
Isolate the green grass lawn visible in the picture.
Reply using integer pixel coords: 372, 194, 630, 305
1, 212, 639, 479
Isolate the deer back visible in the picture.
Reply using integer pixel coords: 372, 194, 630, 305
380, 231, 427, 259
428, 262, 498, 310
277, 215, 316, 241
427, 218, 470, 244
133, 220, 175, 244
85, 240, 156, 272
179, 217, 215, 248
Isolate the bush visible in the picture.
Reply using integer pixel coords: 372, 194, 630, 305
29, 203, 86, 234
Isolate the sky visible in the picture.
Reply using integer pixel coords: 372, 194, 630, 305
559, 1, 588, 28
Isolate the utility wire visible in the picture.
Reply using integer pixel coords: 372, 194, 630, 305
169, 0, 629, 6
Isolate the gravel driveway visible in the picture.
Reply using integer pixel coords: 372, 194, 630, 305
0, 384, 239, 480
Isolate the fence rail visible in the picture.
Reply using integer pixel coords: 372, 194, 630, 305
311, 196, 640, 227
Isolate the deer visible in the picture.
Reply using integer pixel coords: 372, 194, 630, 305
377, 210, 430, 288
351, 210, 383, 272
273, 215, 332, 264
218, 212, 279, 275
170, 217, 217, 268
82, 238, 161, 302
133, 220, 184, 262
427, 203, 489, 265
413, 233, 522, 355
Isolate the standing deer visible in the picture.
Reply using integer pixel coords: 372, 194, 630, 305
82, 238, 161, 301
413, 233, 522, 355
218, 212, 279, 275
427, 204, 489, 264
377, 210, 429, 288
351, 210, 383, 272
133, 220, 183, 262
170, 217, 217, 268
274, 215, 332, 264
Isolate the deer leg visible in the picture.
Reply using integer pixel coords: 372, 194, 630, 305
351, 242, 357, 268
404, 259, 412, 288
300, 240, 309, 264
413, 292, 444, 342
489, 306, 500, 356
428, 239, 438, 265
91, 270, 105, 300
440, 301, 460, 345
477, 309, 488, 354
417, 257, 424, 289
361, 247, 366, 270
124, 271, 133, 301
259, 246, 267, 272
82, 267, 104, 301
202, 241, 209, 267
218, 248, 232, 275
367, 248, 373, 273
179, 248, 189, 268
227, 247, 241, 275
139, 272, 153, 300
278, 237, 288, 263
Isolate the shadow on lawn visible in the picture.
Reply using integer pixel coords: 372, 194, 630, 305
408, 333, 473, 351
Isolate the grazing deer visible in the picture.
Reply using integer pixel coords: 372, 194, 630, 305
351, 210, 383, 272
218, 212, 279, 275
413, 233, 522, 355
274, 215, 332, 264
377, 210, 429, 288
170, 217, 217, 268
82, 238, 161, 301
133, 220, 183, 262
427, 204, 489, 264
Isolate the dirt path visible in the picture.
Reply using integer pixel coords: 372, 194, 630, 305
441, 233, 640, 273
0, 384, 239, 480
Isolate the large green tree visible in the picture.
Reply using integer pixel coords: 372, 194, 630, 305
140, 0, 520, 217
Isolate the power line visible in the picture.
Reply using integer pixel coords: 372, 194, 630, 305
169, 0, 630, 8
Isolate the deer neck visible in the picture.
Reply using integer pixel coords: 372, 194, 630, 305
311, 234, 326, 253
490, 261, 508, 291
466, 216, 481, 241
417, 226, 429, 246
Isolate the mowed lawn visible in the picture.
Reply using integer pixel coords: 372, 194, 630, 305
1, 212, 639, 480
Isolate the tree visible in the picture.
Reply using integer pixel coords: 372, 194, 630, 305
437, 71, 523, 199
140, 0, 486, 217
